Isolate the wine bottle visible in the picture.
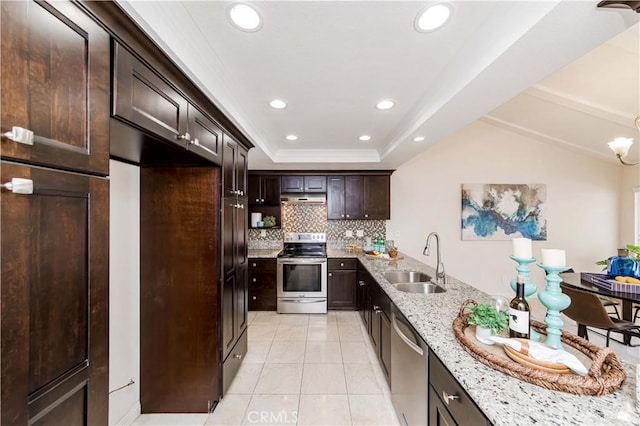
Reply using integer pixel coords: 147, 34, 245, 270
509, 275, 530, 339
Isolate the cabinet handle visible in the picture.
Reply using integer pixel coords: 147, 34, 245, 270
252, 263, 257, 267
374, 309, 382, 315
346, 215, 350, 218
329, 272, 333, 277
3, 126, 34, 145
359, 281, 366, 287
255, 198, 260, 202
238, 190, 244, 196
341, 215, 345, 218
260, 198, 264, 203
252, 296, 257, 300
234, 354, 242, 360
364, 214, 369, 218
252, 278, 257, 282
340, 262, 344, 267
2, 178, 34, 195
177, 132, 191, 142
238, 203, 244, 209
442, 390, 459, 405
373, 305, 380, 310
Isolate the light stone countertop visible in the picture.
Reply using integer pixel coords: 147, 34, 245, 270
350, 250, 639, 426
247, 249, 282, 258
247, 247, 639, 425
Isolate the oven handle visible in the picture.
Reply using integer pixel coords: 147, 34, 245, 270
279, 299, 327, 303
277, 258, 327, 264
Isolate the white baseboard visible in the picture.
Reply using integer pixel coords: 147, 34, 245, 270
115, 401, 141, 426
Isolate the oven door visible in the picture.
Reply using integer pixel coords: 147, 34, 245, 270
277, 258, 328, 298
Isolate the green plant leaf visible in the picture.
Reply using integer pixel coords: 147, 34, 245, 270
466, 304, 508, 334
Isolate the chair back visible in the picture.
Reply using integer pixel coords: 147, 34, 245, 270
561, 285, 618, 329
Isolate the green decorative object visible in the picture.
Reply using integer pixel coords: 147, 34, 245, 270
263, 215, 276, 228
466, 303, 508, 335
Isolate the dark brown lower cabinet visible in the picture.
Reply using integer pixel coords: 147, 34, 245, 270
429, 351, 490, 426
248, 258, 277, 311
1, 162, 109, 425
140, 166, 220, 413
328, 258, 358, 310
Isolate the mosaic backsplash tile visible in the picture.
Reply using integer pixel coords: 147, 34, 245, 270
247, 204, 386, 249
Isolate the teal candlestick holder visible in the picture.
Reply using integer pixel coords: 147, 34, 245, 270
536, 263, 571, 350
509, 255, 540, 342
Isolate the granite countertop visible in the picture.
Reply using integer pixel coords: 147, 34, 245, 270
247, 249, 282, 258
352, 251, 639, 426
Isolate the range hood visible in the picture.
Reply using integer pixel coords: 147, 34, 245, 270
281, 193, 326, 205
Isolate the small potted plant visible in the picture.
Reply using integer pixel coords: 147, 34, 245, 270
466, 303, 508, 345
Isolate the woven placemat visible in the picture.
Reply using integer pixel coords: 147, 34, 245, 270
453, 300, 626, 396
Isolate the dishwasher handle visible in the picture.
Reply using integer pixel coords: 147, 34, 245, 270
392, 313, 424, 356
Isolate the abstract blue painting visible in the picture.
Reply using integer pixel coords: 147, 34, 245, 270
461, 184, 547, 241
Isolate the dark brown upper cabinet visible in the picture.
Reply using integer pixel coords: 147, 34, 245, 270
0, 0, 110, 175
327, 175, 390, 220
223, 135, 248, 198
328, 175, 363, 219
249, 175, 281, 205
363, 175, 390, 219
281, 175, 326, 193
112, 42, 223, 165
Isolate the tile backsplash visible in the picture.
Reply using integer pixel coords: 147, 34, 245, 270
248, 204, 386, 249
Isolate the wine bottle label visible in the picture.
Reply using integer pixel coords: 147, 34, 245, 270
509, 308, 530, 334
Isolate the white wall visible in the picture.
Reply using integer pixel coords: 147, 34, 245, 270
108, 160, 141, 424
388, 120, 623, 298
619, 166, 639, 245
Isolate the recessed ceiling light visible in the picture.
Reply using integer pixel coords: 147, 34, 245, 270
415, 3, 452, 33
359, 135, 372, 141
376, 100, 395, 110
269, 99, 287, 109
413, 136, 425, 142
285, 135, 298, 141
227, 3, 262, 32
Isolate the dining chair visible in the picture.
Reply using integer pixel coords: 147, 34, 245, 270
559, 269, 620, 319
561, 285, 640, 347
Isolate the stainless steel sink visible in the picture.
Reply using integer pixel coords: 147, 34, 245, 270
384, 271, 431, 284
392, 282, 446, 294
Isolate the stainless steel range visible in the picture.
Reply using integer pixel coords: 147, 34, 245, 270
277, 232, 328, 314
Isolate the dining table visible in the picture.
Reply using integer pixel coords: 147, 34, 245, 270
560, 272, 640, 345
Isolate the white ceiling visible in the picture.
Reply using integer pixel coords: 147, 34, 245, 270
117, 1, 640, 170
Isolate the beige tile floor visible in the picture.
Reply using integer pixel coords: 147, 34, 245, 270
129, 308, 639, 426
131, 311, 400, 426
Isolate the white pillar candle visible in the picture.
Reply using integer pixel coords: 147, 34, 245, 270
541, 249, 566, 267
512, 238, 532, 259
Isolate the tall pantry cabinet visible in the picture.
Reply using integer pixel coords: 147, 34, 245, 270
1, 1, 110, 424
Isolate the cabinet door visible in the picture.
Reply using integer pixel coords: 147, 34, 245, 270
345, 176, 363, 219
1, 162, 109, 426
236, 265, 248, 338
429, 387, 457, 426
223, 137, 238, 198
236, 144, 248, 198
188, 104, 223, 166
262, 176, 281, 205
222, 272, 237, 359
328, 270, 357, 310
363, 175, 390, 219
113, 41, 188, 146
304, 176, 326, 193
326, 176, 345, 219
380, 312, 391, 383
1, 0, 110, 175
281, 176, 304, 192
248, 175, 262, 204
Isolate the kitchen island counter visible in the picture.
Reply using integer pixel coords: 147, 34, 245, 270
354, 251, 639, 426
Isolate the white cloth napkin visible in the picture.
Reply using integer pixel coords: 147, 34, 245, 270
488, 336, 588, 376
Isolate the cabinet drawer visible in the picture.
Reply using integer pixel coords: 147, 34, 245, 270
429, 352, 488, 426
328, 258, 357, 270
249, 258, 277, 272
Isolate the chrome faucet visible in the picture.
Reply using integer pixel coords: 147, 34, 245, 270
423, 232, 446, 286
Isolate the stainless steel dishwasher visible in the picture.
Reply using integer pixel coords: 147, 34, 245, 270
391, 306, 428, 425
